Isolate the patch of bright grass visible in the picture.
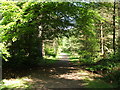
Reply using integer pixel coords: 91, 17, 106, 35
0, 77, 33, 89
44, 55, 57, 60
38, 58, 57, 66
84, 79, 114, 88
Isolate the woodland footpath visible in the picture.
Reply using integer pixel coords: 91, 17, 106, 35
0, 1, 120, 89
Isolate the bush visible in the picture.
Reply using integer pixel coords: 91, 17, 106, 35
104, 69, 120, 88
45, 48, 56, 57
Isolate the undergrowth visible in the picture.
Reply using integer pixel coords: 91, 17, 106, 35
84, 53, 120, 88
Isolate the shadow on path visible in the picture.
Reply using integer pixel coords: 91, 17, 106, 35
31, 53, 87, 88
2, 53, 104, 89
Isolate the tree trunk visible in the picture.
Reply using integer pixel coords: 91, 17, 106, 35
38, 27, 43, 59
39, 39, 43, 59
53, 39, 57, 54
113, 1, 116, 55
0, 50, 2, 81
100, 22, 104, 56
42, 40, 45, 57
118, 1, 120, 53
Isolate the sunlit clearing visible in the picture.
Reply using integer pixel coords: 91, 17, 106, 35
1, 77, 32, 89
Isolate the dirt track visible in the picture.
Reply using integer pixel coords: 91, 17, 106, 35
2, 53, 104, 89
26, 53, 102, 89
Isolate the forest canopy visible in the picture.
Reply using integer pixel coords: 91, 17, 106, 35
0, 2, 102, 63
0, 1, 120, 89
0, 1, 120, 66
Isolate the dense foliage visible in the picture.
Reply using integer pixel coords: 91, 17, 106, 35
0, 2, 79, 68
0, 1, 120, 88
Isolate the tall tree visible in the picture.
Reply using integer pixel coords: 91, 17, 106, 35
118, 1, 120, 54
100, 22, 104, 56
113, 1, 116, 55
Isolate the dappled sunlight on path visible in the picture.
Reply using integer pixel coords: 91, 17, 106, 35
53, 69, 101, 81
16, 65, 103, 89
24, 53, 103, 88
2, 53, 113, 89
